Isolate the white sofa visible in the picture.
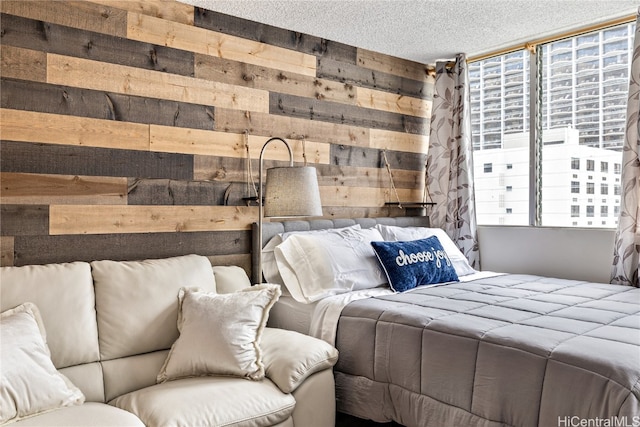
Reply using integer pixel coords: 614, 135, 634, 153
0, 254, 338, 426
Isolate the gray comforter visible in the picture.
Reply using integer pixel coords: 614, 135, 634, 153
334, 274, 640, 427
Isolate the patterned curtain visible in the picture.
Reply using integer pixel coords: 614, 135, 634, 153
426, 53, 480, 270
611, 10, 640, 287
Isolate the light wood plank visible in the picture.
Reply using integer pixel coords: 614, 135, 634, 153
357, 48, 431, 82
357, 86, 432, 118
0, 173, 127, 205
46, 53, 268, 113
0, 45, 46, 83
194, 54, 356, 105
88, 0, 194, 25
50, 205, 257, 235
369, 128, 429, 155
0, 109, 149, 151
0, 237, 15, 267
319, 186, 423, 207
150, 125, 331, 164
0, 0, 127, 37
127, 12, 316, 77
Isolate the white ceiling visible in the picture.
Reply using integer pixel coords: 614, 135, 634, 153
180, 0, 638, 65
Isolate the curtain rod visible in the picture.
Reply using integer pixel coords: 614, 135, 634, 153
466, 13, 636, 64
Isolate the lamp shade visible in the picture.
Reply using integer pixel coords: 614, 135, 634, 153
264, 166, 322, 217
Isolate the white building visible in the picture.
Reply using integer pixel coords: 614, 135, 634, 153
473, 127, 621, 227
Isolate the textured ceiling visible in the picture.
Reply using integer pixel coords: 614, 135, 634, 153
179, 0, 638, 65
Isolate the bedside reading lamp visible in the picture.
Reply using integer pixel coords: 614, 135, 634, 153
253, 137, 322, 284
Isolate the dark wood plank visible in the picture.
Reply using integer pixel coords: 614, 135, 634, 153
0, 205, 48, 236
12, 230, 251, 266
127, 178, 248, 206
318, 57, 433, 100
0, 141, 193, 180
0, 13, 194, 76
270, 92, 428, 135
1, 78, 215, 130
330, 144, 426, 171
194, 9, 356, 63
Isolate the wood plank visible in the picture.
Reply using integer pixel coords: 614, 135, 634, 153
356, 86, 432, 118
46, 53, 268, 113
0, 13, 195, 77
323, 206, 423, 219
1, 108, 149, 151
214, 108, 370, 148
270, 92, 429, 135
49, 205, 257, 235
88, 0, 194, 25
194, 54, 356, 105
0, 0, 127, 37
317, 57, 433, 100
314, 164, 424, 190
0, 205, 48, 236
127, 178, 232, 206
0, 45, 46, 82
0, 237, 14, 266
150, 125, 331, 164
319, 186, 423, 207
12, 230, 251, 265
1, 141, 193, 180
127, 11, 317, 77
1, 79, 214, 130
194, 8, 356, 63
330, 144, 427, 171
357, 48, 431, 82
0, 172, 127, 205
369, 128, 429, 155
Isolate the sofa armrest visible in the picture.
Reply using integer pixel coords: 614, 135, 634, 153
261, 328, 338, 394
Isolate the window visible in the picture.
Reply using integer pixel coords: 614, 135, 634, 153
506, 186, 513, 191
571, 181, 580, 193
571, 158, 580, 170
587, 206, 595, 217
506, 208, 513, 214
470, 21, 631, 228
484, 163, 493, 173
571, 205, 580, 217
601, 206, 608, 217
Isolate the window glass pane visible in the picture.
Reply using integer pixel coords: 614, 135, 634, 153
470, 51, 530, 225
538, 22, 632, 228
471, 21, 632, 228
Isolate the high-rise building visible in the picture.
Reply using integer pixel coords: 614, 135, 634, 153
469, 22, 634, 227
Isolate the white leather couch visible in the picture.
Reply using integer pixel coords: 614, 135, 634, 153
0, 254, 338, 426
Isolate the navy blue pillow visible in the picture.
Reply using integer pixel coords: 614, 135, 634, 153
371, 236, 459, 292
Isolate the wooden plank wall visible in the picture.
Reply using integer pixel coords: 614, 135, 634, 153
0, 0, 433, 273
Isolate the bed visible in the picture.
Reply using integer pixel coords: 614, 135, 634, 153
253, 217, 640, 427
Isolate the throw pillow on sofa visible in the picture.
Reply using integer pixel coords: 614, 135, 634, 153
0, 302, 85, 424
157, 284, 281, 382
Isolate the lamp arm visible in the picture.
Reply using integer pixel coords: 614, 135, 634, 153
257, 137, 294, 284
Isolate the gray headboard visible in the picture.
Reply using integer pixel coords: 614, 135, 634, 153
251, 216, 430, 284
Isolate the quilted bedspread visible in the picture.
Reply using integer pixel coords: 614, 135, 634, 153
334, 274, 640, 427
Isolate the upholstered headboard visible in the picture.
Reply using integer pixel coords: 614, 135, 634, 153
251, 216, 430, 284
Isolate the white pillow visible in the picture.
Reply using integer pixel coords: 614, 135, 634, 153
0, 303, 85, 424
274, 227, 387, 303
157, 284, 281, 382
261, 225, 362, 285
375, 224, 476, 276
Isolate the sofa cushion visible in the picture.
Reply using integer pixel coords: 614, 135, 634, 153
91, 254, 217, 360
110, 376, 296, 427
157, 284, 281, 382
12, 402, 144, 427
1, 303, 85, 424
0, 261, 99, 368
261, 328, 339, 393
